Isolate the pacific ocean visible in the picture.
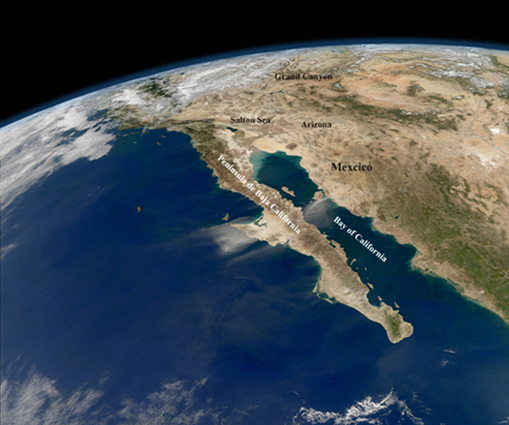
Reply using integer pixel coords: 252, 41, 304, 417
2, 128, 509, 424
250, 149, 509, 424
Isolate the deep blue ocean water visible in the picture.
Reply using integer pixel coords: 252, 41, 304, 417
2, 128, 509, 424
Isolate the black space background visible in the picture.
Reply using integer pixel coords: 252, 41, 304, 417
1, 8, 507, 126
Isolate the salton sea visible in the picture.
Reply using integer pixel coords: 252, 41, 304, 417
2, 129, 509, 424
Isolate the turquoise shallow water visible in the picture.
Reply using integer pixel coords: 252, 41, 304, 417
250, 149, 509, 424
2, 131, 509, 424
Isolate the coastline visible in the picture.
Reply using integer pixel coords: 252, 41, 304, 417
370, 216, 509, 325
181, 125, 414, 343
96, 45, 509, 337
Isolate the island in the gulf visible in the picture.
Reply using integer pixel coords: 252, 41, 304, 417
98, 45, 509, 340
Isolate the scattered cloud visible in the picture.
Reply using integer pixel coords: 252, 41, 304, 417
1, 367, 252, 425
292, 389, 424, 425
206, 223, 258, 255
0, 96, 117, 216
1, 368, 104, 425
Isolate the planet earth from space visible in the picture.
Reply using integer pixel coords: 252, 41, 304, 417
3, 42, 509, 425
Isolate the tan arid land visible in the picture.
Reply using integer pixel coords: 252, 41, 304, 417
106, 45, 509, 342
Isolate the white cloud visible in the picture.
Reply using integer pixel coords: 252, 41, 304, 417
206, 223, 258, 255
0, 242, 20, 260
1, 369, 104, 425
302, 198, 334, 228
116, 378, 212, 425
1, 366, 252, 425
0, 95, 116, 217
110, 87, 148, 106
165, 50, 300, 111
293, 389, 424, 425
0, 48, 298, 219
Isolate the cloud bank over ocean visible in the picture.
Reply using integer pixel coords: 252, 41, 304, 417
1, 365, 255, 425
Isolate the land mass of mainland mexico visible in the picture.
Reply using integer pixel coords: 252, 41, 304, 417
103, 44, 509, 343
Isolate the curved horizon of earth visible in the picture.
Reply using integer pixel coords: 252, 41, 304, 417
2, 41, 509, 424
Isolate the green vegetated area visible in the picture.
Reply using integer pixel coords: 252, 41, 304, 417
377, 161, 509, 321
277, 77, 509, 321
384, 309, 406, 340
310, 77, 509, 320
139, 77, 173, 98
